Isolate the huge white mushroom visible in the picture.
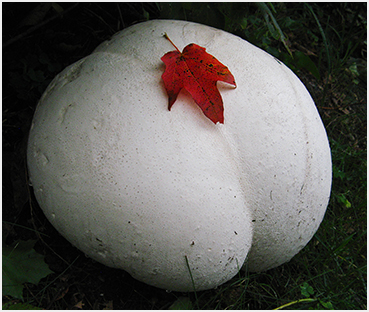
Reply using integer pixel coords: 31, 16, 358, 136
27, 20, 332, 292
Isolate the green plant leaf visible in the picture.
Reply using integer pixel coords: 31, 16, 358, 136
3, 302, 43, 310
300, 282, 314, 298
295, 51, 321, 80
319, 300, 334, 309
2, 240, 53, 300
337, 193, 352, 208
169, 297, 193, 310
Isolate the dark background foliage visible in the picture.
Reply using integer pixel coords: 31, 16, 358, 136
3, 2, 366, 309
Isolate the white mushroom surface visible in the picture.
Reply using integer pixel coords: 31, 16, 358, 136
27, 20, 332, 291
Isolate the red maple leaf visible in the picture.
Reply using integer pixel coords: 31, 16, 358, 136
161, 34, 236, 124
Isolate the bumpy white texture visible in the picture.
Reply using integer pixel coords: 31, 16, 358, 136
27, 20, 331, 291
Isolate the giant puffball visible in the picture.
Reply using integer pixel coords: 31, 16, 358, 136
27, 20, 332, 292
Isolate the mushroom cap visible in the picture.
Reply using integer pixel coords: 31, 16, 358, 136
27, 20, 331, 291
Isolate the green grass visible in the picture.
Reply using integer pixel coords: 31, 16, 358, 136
3, 3, 366, 309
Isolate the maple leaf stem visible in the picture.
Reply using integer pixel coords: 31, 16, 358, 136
163, 33, 180, 53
